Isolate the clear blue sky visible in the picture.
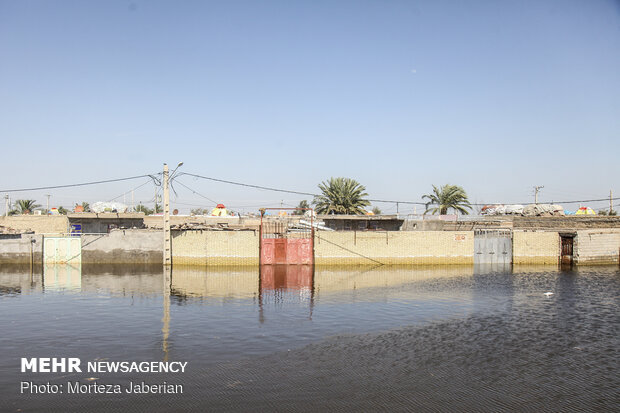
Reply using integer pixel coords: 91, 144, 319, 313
1, 0, 618, 214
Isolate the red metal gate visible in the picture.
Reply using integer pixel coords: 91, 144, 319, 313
259, 208, 314, 265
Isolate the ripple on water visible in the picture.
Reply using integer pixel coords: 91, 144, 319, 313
0, 266, 618, 412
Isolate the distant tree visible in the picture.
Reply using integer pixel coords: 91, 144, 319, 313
293, 200, 310, 215
81, 202, 91, 212
313, 177, 370, 215
372, 206, 382, 215
423, 184, 472, 215
135, 204, 154, 215
598, 209, 618, 216
190, 208, 210, 215
13, 199, 41, 215
154, 203, 163, 214
57, 206, 68, 215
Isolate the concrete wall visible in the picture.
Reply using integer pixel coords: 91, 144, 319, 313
81, 229, 162, 264
171, 230, 259, 266
314, 231, 474, 265
0, 234, 43, 264
0, 216, 68, 234
576, 229, 620, 265
512, 230, 560, 265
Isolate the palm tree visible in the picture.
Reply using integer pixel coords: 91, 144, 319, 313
81, 202, 91, 212
313, 177, 370, 215
13, 199, 41, 215
422, 184, 472, 215
135, 204, 154, 215
293, 200, 310, 215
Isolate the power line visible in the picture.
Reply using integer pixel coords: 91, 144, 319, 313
180, 172, 428, 205
0, 174, 158, 193
180, 172, 318, 197
182, 173, 612, 207
174, 179, 219, 205
108, 178, 154, 202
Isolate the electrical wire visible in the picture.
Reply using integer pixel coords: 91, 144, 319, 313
180, 172, 318, 197
180, 171, 615, 206
6, 169, 612, 212
107, 178, 154, 202
0, 174, 158, 193
174, 179, 219, 205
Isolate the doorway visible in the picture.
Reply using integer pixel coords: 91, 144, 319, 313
560, 234, 575, 266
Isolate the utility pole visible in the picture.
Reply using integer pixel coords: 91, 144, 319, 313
163, 163, 171, 266
611, 190, 614, 215
533, 186, 544, 204
131, 190, 135, 213
4, 195, 9, 217
46, 194, 51, 215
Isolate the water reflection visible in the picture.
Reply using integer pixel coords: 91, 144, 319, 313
162, 266, 171, 362
1, 264, 619, 412
259, 265, 315, 323
43, 264, 82, 291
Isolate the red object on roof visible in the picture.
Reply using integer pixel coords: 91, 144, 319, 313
216, 204, 225, 209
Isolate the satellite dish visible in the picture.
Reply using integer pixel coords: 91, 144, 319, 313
173, 209, 179, 215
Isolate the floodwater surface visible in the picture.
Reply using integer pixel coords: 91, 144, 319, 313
0, 264, 618, 412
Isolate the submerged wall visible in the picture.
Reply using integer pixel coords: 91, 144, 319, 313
314, 231, 474, 265
171, 230, 259, 266
81, 229, 162, 264
512, 230, 560, 265
576, 229, 620, 265
1, 228, 619, 266
0, 234, 43, 264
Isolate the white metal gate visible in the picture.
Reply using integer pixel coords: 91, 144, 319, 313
43, 236, 82, 264
474, 229, 512, 265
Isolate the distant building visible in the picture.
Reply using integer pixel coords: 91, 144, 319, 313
320, 215, 404, 231
67, 213, 145, 234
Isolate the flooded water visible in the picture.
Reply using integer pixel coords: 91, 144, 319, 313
1, 264, 618, 412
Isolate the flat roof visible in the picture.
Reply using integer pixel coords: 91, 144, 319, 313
67, 213, 146, 219
320, 215, 402, 221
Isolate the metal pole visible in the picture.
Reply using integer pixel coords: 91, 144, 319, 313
46, 194, 50, 215
163, 164, 171, 266
4, 194, 8, 217
610, 190, 613, 215
534, 186, 544, 204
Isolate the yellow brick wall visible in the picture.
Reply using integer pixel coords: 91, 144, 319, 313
512, 230, 559, 264
576, 229, 620, 265
314, 231, 474, 265
0, 216, 68, 234
172, 230, 259, 266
